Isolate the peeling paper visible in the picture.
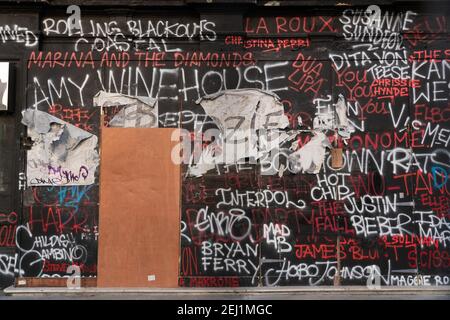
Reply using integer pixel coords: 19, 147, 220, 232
93, 91, 158, 128
335, 94, 349, 127
196, 89, 289, 131
313, 94, 354, 139
288, 131, 332, 174
187, 144, 217, 178
189, 89, 289, 177
288, 94, 355, 175
335, 94, 354, 139
258, 130, 290, 176
22, 108, 99, 186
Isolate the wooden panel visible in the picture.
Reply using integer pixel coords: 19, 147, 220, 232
97, 128, 180, 288
14, 278, 97, 288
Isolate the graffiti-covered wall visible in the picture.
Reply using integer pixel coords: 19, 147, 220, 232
0, 0, 449, 288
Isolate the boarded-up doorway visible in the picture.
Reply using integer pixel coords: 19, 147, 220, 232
97, 128, 180, 287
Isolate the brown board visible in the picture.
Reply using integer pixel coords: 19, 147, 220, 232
97, 128, 180, 287
15, 278, 97, 288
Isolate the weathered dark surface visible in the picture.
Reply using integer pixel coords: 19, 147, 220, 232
0, 0, 449, 289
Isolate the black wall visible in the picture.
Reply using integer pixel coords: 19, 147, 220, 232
0, 0, 449, 288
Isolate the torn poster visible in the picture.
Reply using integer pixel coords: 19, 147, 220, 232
93, 91, 158, 128
196, 89, 289, 131
335, 94, 355, 140
288, 131, 332, 174
22, 108, 99, 186
287, 94, 355, 175
188, 89, 290, 177
335, 94, 349, 128
312, 94, 354, 140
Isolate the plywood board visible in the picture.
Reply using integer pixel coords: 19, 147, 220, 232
97, 128, 180, 287
15, 278, 97, 288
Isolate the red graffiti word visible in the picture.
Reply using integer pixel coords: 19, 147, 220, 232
414, 104, 450, 124
27, 51, 169, 69
225, 36, 310, 52
312, 211, 355, 236
180, 246, 199, 276
0, 225, 16, 247
311, 201, 345, 217
393, 171, 450, 196
404, 16, 447, 46
295, 243, 380, 261
27, 51, 95, 69
130, 51, 166, 68
173, 51, 255, 68
180, 276, 240, 287
348, 172, 385, 198
419, 194, 450, 217
27, 206, 96, 235
382, 235, 438, 248
295, 243, 340, 259
0, 212, 17, 247
348, 131, 411, 152
370, 78, 420, 99
48, 104, 97, 132
245, 16, 335, 34
43, 261, 97, 274
334, 68, 370, 100
100, 51, 132, 68
409, 49, 450, 62
288, 52, 326, 98
408, 248, 450, 269
358, 99, 387, 116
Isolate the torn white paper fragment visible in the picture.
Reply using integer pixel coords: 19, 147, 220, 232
288, 132, 331, 174
196, 89, 289, 131
93, 91, 158, 128
335, 94, 348, 127
22, 108, 99, 186
189, 89, 289, 176
335, 94, 355, 139
188, 144, 217, 178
